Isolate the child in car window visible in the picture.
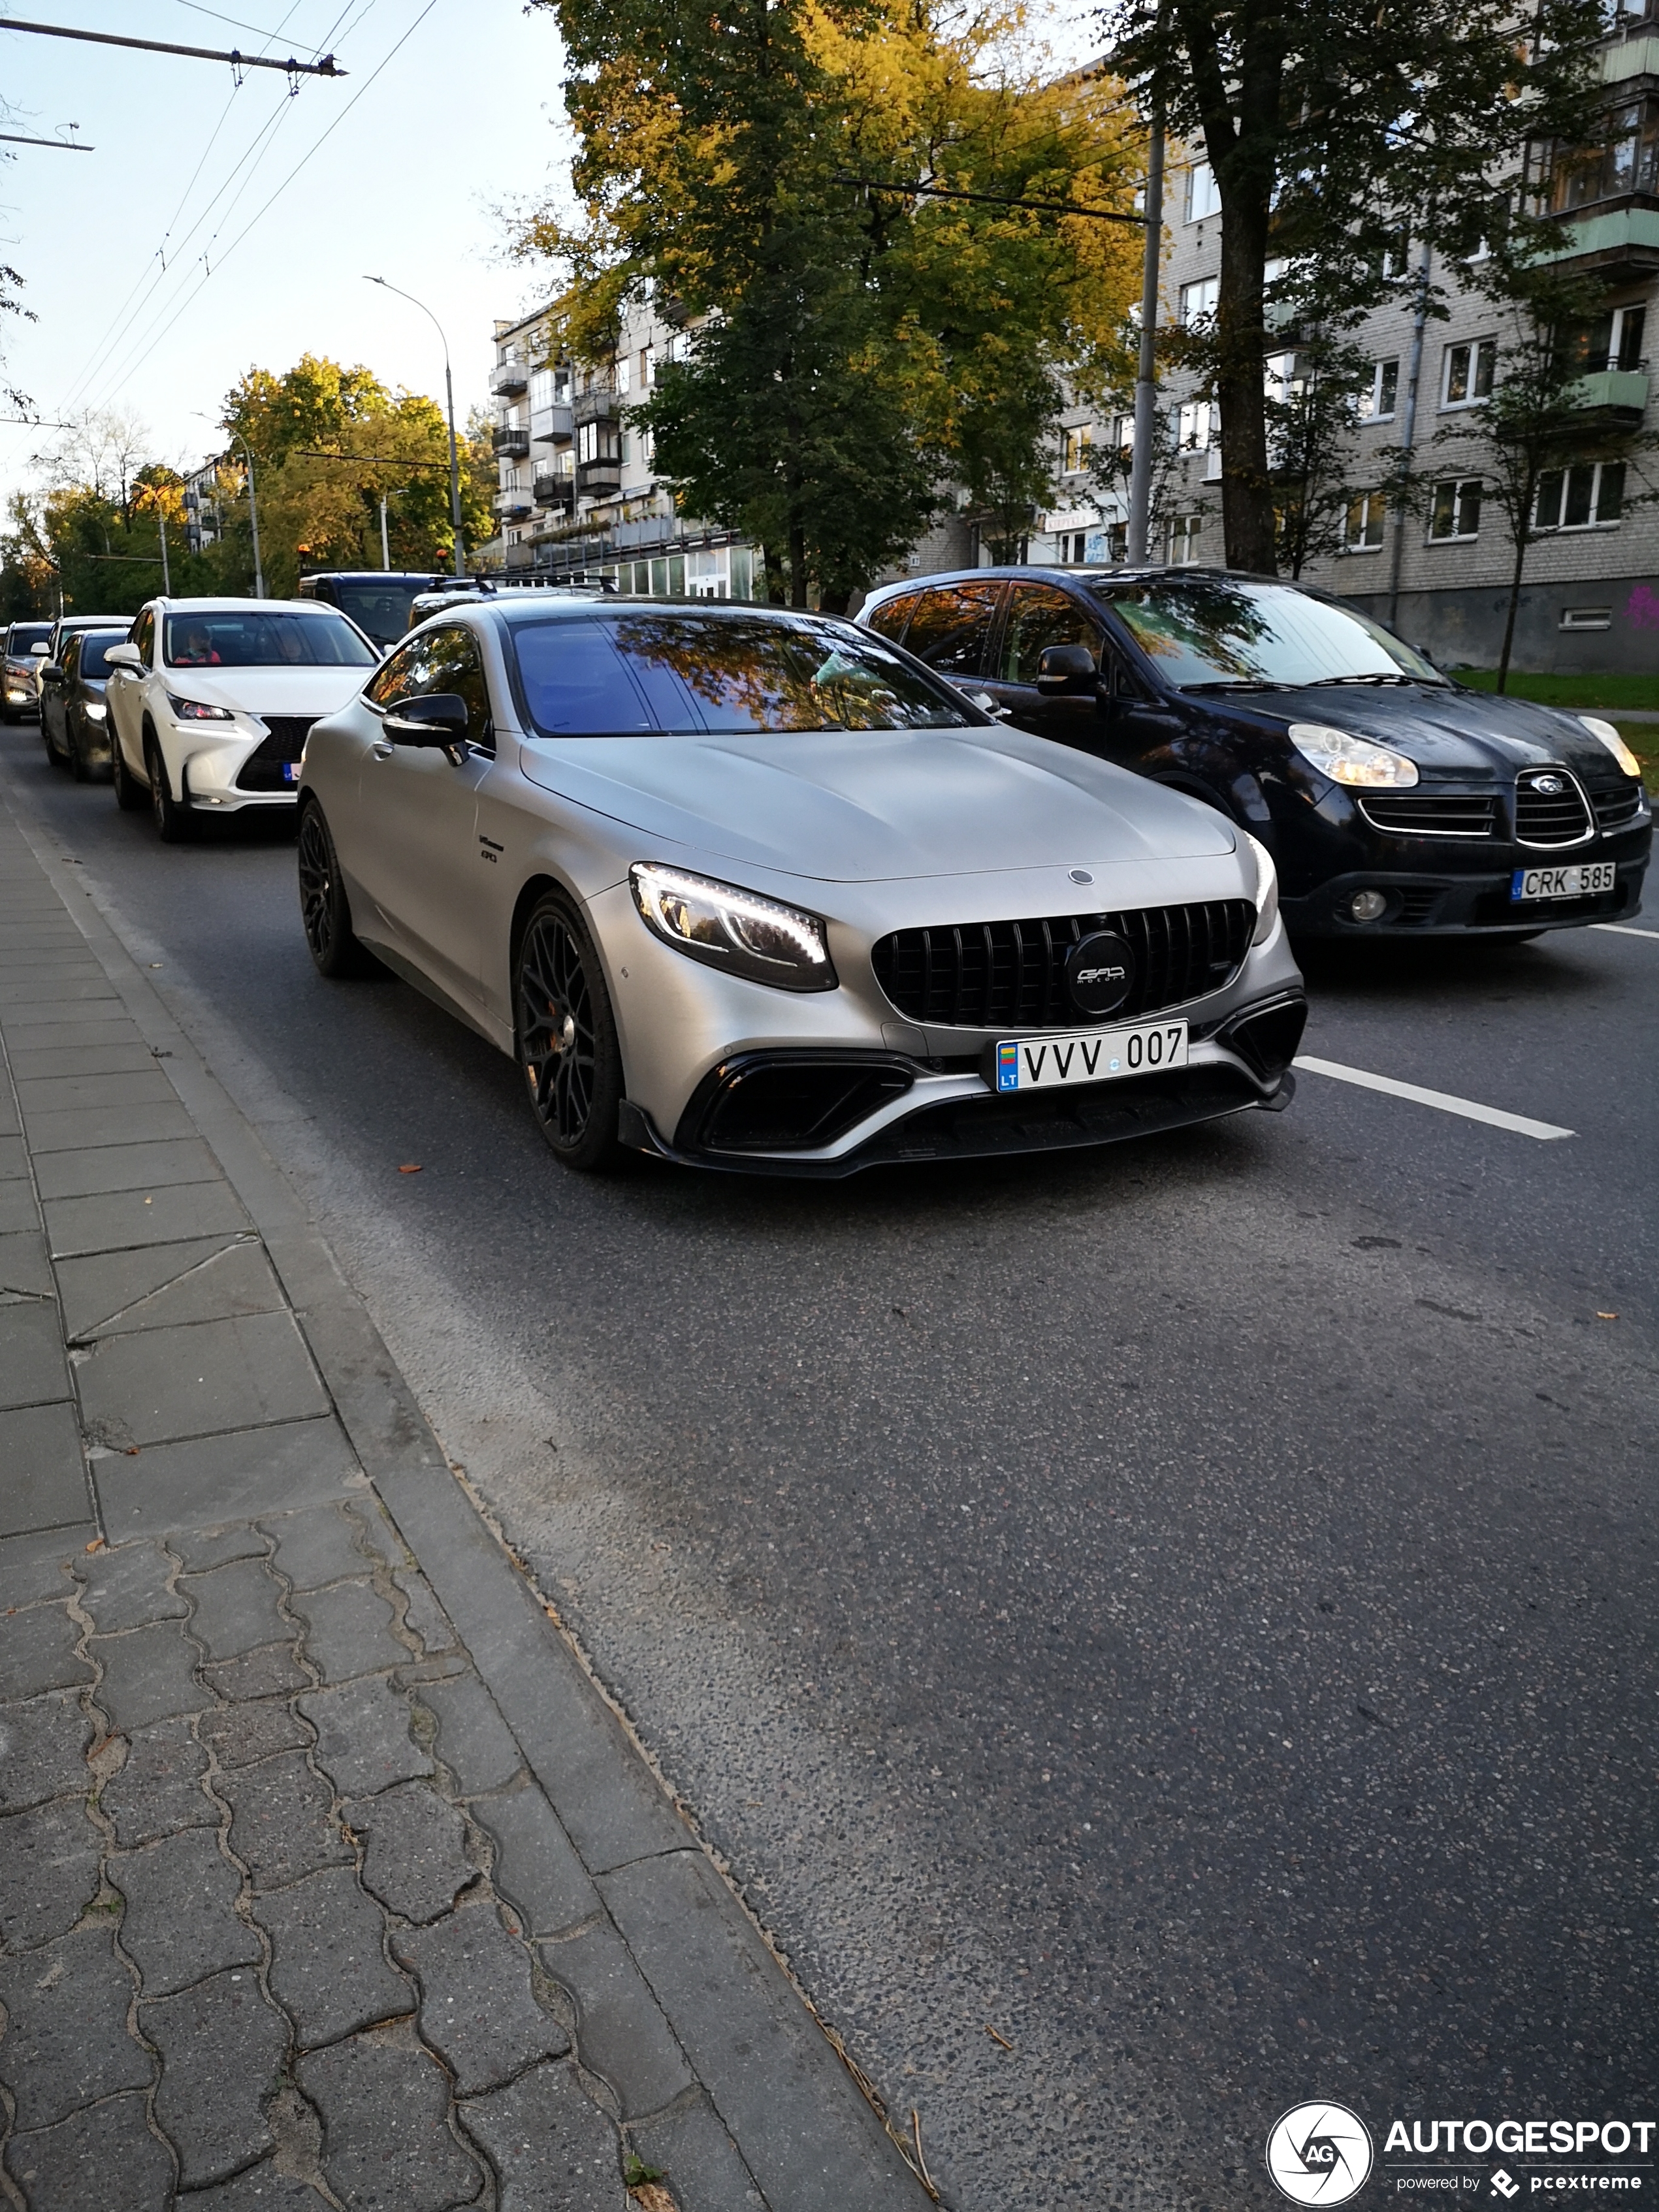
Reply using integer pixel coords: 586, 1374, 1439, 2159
176, 625, 221, 665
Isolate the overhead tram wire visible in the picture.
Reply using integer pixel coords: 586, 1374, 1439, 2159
169, 0, 328, 50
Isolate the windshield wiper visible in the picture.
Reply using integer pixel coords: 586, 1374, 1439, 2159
1302, 672, 1429, 687
1179, 678, 1295, 693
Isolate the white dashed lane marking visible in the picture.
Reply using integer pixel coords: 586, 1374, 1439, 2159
1591, 923, 1659, 941
1295, 1057, 1575, 1142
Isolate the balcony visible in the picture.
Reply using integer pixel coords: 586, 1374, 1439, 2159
491, 359, 529, 396
494, 490, 532, 521
1568, 364, 1651, 418
534, 473, 576, 510
575, 458, 622, 498
573, 388, 620, 428
492, 425, 530, 458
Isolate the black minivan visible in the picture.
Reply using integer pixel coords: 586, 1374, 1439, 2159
860, 566, 1650, 940
297, 573, 443, 649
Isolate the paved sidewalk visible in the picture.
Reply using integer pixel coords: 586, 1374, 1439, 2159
0, 792, 929, 2211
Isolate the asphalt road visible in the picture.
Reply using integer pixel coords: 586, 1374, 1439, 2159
5, 726, 1655, 2211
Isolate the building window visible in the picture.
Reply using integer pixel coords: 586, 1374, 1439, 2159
1168, 513, 1203, 565
1055, 530, 1090, 562
1176, 399, 1219, 453
552, 365, 572, 405
1061, 426, 1092, 475
640, 345, 654, 389
1178, 276, 1219, 329
1560, 303, 1647, 374
1442, 339, 1496, 408
529, 368, 555, 411
1535, 461, 1624, 530
1086, 522, 1129, 563
1344, 492, 1387, 551
1357, 359, 1400, 421
1560, 606, 1611, 632
1428, 479, 1483, 539
1185, 161, 1221, 222
1538, 97, 1659, 213
616, 356, 632, 396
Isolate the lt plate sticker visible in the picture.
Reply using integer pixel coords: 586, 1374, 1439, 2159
995, 1021, 1188, 1093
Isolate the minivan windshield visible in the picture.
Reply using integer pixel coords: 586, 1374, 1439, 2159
163, 611, 376, 669
507, 610, 977, 736
1093, 577, 1443, 690
327, 580, 426, 646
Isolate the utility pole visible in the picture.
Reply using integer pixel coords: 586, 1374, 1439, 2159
1127, 80, 1166, 564
224, 431, 265, 598
0, 20, 344, 75
365, 278, 465, 576
158, 507, 170, 594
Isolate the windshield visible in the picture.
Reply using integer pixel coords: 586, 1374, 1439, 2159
1095, 578, 1442, 689
163, 611, 376, 669
78, 632, 125, 681
8, 624, 52, 656
507, 611, 978, 737
329, 581, 423, 646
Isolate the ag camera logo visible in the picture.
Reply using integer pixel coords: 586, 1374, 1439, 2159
1266, 2102, 1375, 2204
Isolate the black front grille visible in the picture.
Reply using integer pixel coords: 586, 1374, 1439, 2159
871, 901, 1255, 1030
1515, 771, 1592, 847
1592, 784, 1644, 833
1359, 793, 1498, 837
236, 716, 314, 792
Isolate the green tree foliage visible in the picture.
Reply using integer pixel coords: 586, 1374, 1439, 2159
1105, 0, 1610, 573
517, 0, 1143, 605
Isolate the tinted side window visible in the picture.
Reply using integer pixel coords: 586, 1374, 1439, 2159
366, 635, 434, 707
133, 611, 155, 665
422, 627, 493, 749
999, 586, 1104, 684
900, 585, 1001, 677
863, 590, 918, 643
60, 635, 81, 677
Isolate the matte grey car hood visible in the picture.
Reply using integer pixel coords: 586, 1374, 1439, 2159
515, 726, 1235, 882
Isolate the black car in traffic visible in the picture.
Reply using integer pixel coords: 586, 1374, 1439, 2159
40, 625, 126, 780
859, 567, 1651, 939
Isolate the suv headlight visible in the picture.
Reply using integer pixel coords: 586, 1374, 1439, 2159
1288, 722, 1419, 788
167, 693, 235, 722
630, 861, 838, 991
1244, 832, 1279, 944
1579, 715, 1643, 779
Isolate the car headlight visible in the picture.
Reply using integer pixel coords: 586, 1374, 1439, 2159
630, 861, 837, 992
1288, 722, 1419, 788
1244, 831, 1279, 944
84, 701, 107, 721
167, 692, 235, 722
1579, 715, 1643, 780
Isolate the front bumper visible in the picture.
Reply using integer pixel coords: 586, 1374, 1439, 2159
163, 726, 301, 812
1283, 852, 1647, 938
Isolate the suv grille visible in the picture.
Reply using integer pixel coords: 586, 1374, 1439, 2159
871, 901, 1254, 1030
1359, 793, 1498, 837
236, 716, 314, 792
1514, 769, 1592, 848
1592, 784, 1643, 833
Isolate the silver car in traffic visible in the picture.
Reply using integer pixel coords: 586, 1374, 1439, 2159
296, 598, 1306, 1175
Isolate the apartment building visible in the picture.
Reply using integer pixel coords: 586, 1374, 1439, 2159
1052, 14, 1658, 673
482, 295, 760, 596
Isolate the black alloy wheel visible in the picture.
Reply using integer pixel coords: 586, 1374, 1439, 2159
297, 803, 375, 977
145, 729, 194, 844
112, 731, 146, 810
514, 893, 624, 1173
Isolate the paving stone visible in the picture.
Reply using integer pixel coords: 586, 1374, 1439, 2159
0, 1602, 92, 1699
391, 1897, 568, 2096
263, 1504, 378, 1594
173, 1524, 270, 1573
1, 2089, 176, 2212
1, 1411, 87, 1547
346, 1781, 474, 1925
0, 1795, 103, 1951
298, 2021, 485, 2211
76, 1312, 329, 1450
0, 1927, 152, 2129
78, 1539, 187, 1633
144, 1966, 287, 2188
391, 1565, 457, 1656
219, 1751, 352, 1893
474, 1781, 598, 1938
289, 1581, 406, 1684
0, 1688, 94, 1814
539, 1918, 693, 2121
0, 1226, 54, 1294
251, 1866, 413, 2049
201, 1641, 309, 1704
0, 1178, 39, 1232
0, 1530, 75, 1609
95, 1419, 359, 1538
100, 1714, 216, 1848
417, 1674, 524, 1795
44, 1178, 251, 1260
111, 1829, 259, 1997
71, 1238, 287, 1342
183, 1558, 289, 1661
628, 2091, 767, 2212
18, 1070, 180, 1114
299, 1678, 432, 1797
459, 2059, 626, 2212
199, 1695, 311, 1772
7, 1039, 158, 1078
90, 1619, 202, 1729
183, 2163, 331, 2208
0, 1294, 70, 1410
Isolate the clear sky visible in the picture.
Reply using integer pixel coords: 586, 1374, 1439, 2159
0, 0, 575, 502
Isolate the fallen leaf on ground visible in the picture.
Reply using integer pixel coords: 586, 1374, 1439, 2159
398, 1164, 423, 1174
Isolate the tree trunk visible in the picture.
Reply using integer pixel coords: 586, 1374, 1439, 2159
1214, 183, 1278, 573
1496, 530, 1528, 694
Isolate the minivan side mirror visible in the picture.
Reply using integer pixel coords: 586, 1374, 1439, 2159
29, 640, 49, 656
1036, 642, 1098, 694
381, 692, 469, 745
103, 643, 142, 672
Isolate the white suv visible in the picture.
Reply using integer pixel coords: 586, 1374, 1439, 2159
105, 597, 379, 841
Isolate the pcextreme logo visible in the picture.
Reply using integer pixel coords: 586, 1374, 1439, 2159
1267, 2103, 1376, 2204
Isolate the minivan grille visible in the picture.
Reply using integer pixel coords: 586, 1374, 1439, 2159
871, 901, 1254, 1030
1359, 793, 1498, 837
1514, 770, 1592, 847
236, 717, 314, 792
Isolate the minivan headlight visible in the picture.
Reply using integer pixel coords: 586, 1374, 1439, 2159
1288, 722, 1419, 788
1579, 715, 1643, 779
630, 862, 838, 991
1244, 832, 1279, 944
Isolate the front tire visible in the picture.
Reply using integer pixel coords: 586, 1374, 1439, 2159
298, 803, 376, 977
513, 893, 625, 1174
112, 731, 146, 810
145, 729, 194, 843
67, 713, 91, 782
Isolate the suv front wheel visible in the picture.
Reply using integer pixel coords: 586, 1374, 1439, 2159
145, 729, 194, 843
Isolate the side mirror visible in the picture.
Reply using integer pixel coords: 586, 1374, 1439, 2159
381, 692, 470, 745
1035, 643, 1099, 694
104, 643, 142, 672
29, 641, 49, 656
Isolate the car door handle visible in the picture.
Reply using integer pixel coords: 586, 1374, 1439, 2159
372, 741, 393, 759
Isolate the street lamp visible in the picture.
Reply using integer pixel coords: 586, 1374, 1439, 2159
197, 415, 265, 598
364, 275, 466, 577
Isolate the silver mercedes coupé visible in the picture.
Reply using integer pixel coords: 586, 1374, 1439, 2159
295, 597, 1308, 1176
